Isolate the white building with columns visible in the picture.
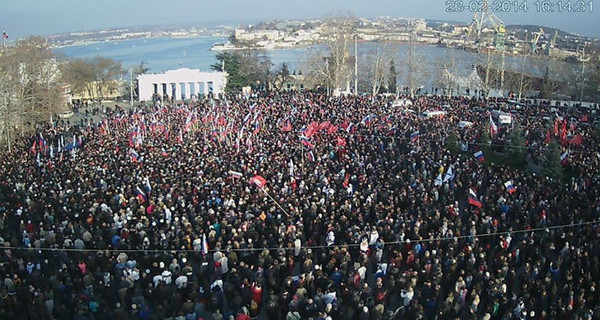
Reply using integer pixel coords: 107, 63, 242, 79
137, 68, 227, 101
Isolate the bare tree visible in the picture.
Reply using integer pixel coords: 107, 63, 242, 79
362, 41, 395, 95
433, 48, 459, 97
515, 54, 532, 100
271, 63, 292, 91
91, 56, 123, 100
402, 21, 426, 97
304, 16, 355, 96
60, 58, 95, 98
0, 37, 67, 149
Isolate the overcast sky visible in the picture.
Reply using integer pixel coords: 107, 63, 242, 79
2, 0, 599, 39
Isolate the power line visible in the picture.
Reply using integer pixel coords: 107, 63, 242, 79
2, 219, 597, 255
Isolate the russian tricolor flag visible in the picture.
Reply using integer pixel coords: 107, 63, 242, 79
490, 115, 498, 137
410, 131, 420, 142
201, 233, 209, 256
474, 150, 485, 162
468, 188, 482, 208
361, 114, 375, 126
504, 181, 516, 194
300, 136, 315, 149
229, 170, 243, 179
560, 151, 569, 165
346, 123, 355, 134
144, 177, 152, 195
387, 127, 397, 136
130, 149, 139, 163
307, 150, 315, 162
136, 186, 147, 203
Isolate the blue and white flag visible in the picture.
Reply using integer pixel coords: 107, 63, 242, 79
443, 166, 454, 183
434, 172, 443, 186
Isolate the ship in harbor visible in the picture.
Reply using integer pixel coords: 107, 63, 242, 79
210, 41, 242, 51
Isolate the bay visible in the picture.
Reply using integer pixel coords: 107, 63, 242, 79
56, 36, 575, 88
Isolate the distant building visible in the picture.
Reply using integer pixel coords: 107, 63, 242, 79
70, 79, 124, 101
414, 19, 427, 31
235, 29, 281, 41
274, 74, 306, 92
137, 68, 227, 101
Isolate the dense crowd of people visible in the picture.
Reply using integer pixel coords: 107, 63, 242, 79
0, 91, 599, 320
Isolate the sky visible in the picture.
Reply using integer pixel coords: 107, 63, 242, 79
2, 0, 599, 39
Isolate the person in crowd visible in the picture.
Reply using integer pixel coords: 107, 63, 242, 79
0, 91, 598, 320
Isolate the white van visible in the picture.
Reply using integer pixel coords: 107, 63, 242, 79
422, 110, 446, 118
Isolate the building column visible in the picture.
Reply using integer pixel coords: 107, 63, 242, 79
173, 83, 180, 101
188, 82, 195, 97
198, 82, 205, 96
169, 83, 175, 100
207, 81, 214, 95
162, 83, 168, 97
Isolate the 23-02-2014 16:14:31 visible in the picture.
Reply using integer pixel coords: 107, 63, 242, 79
445, 0, 593, 12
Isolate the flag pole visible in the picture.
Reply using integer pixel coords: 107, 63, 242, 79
260, 187, 290, 217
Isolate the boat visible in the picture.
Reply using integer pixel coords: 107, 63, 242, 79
210, 42, 241, 51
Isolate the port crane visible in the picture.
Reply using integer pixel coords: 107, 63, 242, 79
530, 28, 544, 54
550, 30, 558, 48
467, 0, 504, 47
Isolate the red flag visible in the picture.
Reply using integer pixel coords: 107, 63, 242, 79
281, 119, 292, 132
249, 175, 267, 188
340, 119, 349, 132
566, 134, 583, 145
336, 136, 346, 148
489, 116, 498, 137
327, 125, 338, 134
545, 129, 551, 144
291, 178, 297, 191
343, 172, 350, 188
305, 122, 318, 137
318, 121, 330, 131
468, 188, 482, 208
580, 115, 588, 122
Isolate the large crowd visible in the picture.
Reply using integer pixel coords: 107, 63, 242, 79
0, 91, 599, 320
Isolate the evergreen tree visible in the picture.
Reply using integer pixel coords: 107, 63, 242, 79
446, 130, 459, 154
480, 122, 491, 154
539, 67, 554, 100
542, 141, 563, 180
388, 59, 397, 94
211, 52, 244, 93
506, 121, 527, 166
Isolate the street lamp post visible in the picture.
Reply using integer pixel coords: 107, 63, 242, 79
325, 57, 330, 96
579, 43, 587, 105
354, 34, 358, 95
129, 67, 134, 107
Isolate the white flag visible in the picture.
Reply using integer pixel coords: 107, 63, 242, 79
289, 158, 294, 177
443, 166, 454, 182
434, 173, 443, 186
